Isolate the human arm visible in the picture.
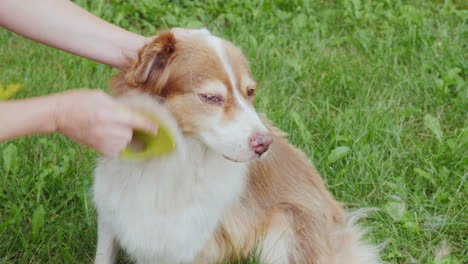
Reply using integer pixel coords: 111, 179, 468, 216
0, 0, 146, 70
0, 90, 157, 157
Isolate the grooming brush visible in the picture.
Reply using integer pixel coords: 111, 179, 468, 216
120, 112, 176, 161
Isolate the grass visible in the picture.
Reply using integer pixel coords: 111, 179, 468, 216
0, 0, 466, 263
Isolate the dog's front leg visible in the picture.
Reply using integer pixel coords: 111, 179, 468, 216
95, 220, 118, 264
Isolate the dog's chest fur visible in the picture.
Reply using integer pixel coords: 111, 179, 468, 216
93, 138, 248, 263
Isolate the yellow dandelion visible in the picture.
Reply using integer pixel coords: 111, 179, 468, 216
0, 83, 24, 101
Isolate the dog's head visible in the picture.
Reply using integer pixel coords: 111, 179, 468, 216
113, 29, 272, 162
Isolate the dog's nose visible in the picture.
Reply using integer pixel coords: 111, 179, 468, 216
249, 132, 273, 156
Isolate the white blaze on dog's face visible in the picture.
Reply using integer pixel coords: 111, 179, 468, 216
121, 29, 273, 162
192, 33, 271, 162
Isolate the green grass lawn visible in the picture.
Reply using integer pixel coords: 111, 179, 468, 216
0, 0, 466, 263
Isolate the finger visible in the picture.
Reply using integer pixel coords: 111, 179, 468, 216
91, 126, 133, 155
116, 108, 158, 135
96, 137, 130, 158
106, 126, 133, 143
96, 144, 120, 158
171, 27, 195, 38
95, 106, 158, 136
145, 36, 157, 44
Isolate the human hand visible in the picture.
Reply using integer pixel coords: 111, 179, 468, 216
143, 28, 195, 43
54, 89, 157, 157
170, 27, 195, 36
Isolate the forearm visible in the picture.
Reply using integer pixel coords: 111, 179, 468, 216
0, 0, 146, 69
0, 96, 58, 142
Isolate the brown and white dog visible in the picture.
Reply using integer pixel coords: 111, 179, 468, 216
93, 29, 381, 264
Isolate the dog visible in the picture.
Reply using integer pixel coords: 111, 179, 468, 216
93, 29, 381, 264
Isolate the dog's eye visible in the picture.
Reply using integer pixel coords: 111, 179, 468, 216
198, 93, 224, 104
247, 88, 255, 97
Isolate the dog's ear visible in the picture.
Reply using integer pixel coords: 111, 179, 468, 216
125, 31, 176, 95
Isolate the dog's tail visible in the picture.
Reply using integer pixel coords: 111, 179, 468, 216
326, 208, 383, 264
